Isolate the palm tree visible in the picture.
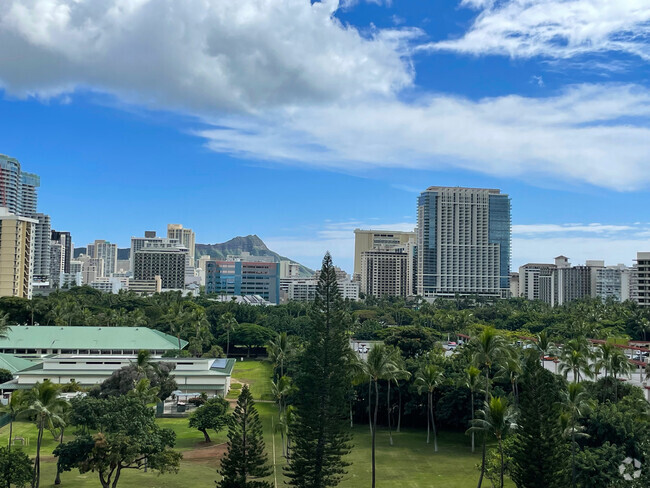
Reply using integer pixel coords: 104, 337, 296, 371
20, 381, 69, 488
414, 363, 444, 451
220, 312, 238, 357
595, 342, 617, 378
0, 312, 10, 339
460, 366, 482, 453
559, 339, 592, 383
362, 344, 399, 488
385, 349, 410, 445
496, 355, 522, 404
467, 396, 517, 488
531, 331, 557, 366
559, 383, 592, 488
267, 332, 291, 378
2, 391, 24, 452
609, 348, 633, 398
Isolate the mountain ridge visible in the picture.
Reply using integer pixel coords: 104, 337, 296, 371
74, 235, 314, 276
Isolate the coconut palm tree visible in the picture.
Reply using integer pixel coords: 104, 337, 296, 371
595, 342, 617, 378
20, 381, 68, 488
2, 391, 24, 451
531, 331, 557, 366
385, 349, 410, 445
414, 363, 444, 451
219, 312, 238, 357
267, 332, 291, 378
609, 348, 633, 398
460, 366, 482, 453
471, 327, 510, 400
362, 344, 399, 488
0, 312, 10, 339
560, 383, 592, 488
467, 396, 517, 488
559, 339, 592, 383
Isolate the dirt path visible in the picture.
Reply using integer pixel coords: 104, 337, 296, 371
183, 441, 228, 461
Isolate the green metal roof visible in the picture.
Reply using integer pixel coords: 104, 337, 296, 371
0, 354, 34, 373
0, 326, 187, 351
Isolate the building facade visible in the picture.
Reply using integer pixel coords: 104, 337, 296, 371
416, 187, 511, 298
353, 229, 416, 281
0, 209, 37, 298
205, 260, 280, 304
595, 265, 631, 302
0, 154, 40, 217
518, 263, 557, 300
133, 245, 187, 289
361, 247, 410, 298
87, 239, 118, 277
634, 252, 650, 307
32, 213, 51, 279
167, 224, 195, 262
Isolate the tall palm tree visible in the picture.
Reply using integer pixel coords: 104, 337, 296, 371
595, 342, 617, 378
0, 312, 10, 339
2, 390, 24, 452
559, 339, 592, 383
385, 349, 410, 445
531, 331, 557, 366
268, 332, 291, 378
460, 366, 482, 453
467, 396, 517, 488
20, 381, 68, 488
363, 344, 399, 488
219, 312, 238, 357
414, 363, 444, 451
560, 383, 592, 488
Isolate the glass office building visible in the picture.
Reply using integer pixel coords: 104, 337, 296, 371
416, 187, 511, 298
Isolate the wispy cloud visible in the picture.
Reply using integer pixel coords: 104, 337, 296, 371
513, 223, 635, 235
426, 0, 650, 61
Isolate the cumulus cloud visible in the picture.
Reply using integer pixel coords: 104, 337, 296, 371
427, 0, 650, 60
199, 84, 650, 190
0, 0, 418, 111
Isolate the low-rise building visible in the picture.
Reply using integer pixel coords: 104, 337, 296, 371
1, 356, 235, 397
0, 326, 187, 356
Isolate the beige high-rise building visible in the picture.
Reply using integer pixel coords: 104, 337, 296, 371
361, 247, 410, 298
0, 208, 37, 298
353, 229, 415, 281
167, 224, 195, 262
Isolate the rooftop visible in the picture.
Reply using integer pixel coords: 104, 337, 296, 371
0, 326, 187, 351
0, 353, 35, 373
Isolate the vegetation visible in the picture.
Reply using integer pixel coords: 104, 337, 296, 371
188, 397, 229, 443
217, 385, 272, 488
0, 446, 32, 488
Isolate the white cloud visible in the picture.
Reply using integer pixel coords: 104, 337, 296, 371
427, 0, 650, 60
513, 223, 634, 235
0, 0, 418, 111
199, 84, 650, 190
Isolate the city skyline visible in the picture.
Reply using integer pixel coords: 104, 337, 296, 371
1, 1, 650, 273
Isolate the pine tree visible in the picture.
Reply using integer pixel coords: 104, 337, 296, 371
285, 252, 353, 488
509, 353, 569, 488
217, 385, 272, 488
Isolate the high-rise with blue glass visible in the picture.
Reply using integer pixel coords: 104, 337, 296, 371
416, 186, 511, 299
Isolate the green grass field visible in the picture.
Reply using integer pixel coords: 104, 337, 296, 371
228, 359, 275, 400
0, 360, 512, 487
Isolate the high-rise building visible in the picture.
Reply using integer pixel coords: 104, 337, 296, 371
133, 245, 187, 289
595, 265, 631, 302
519, 263, 557, 300
353, 229, 416, 281
361, 247, 410, 298
538, 256, 606, 306
0, 154, 40, 217
130, 231, 179, 272
32, 213, 51, 279
167, 224, 195, 263
51, 230, 72, 273
87, 239, 117, 277
0, 208, 37, 298
416, 187, 511, 298
279, 260, 301, 279
633, 252, 650, 307
205, 260, 280, 304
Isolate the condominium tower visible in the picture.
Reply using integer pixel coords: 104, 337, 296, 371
87, 239, 118, 277
0, 208, 37, 298
167, 224, 195, 262
353, 229, 415, 281
416, 187, 511, 298
0, 154, 40, 217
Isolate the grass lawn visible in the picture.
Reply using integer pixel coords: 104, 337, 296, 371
228, 359, 274, 401
1, 358, 515, 487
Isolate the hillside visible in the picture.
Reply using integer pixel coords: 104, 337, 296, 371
195, 235, 314, 276
74, 235, 314, 276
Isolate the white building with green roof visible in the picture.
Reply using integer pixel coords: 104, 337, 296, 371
0, 326, 187, 356
0, 356, 235, 398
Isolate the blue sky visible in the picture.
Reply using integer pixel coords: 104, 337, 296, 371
1, 0, 650, 273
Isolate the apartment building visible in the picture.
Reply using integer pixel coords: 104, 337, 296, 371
205, 259, 280, 304
0, 208, 37, 298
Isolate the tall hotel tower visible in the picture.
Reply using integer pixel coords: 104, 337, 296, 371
416, 187, 511, 298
